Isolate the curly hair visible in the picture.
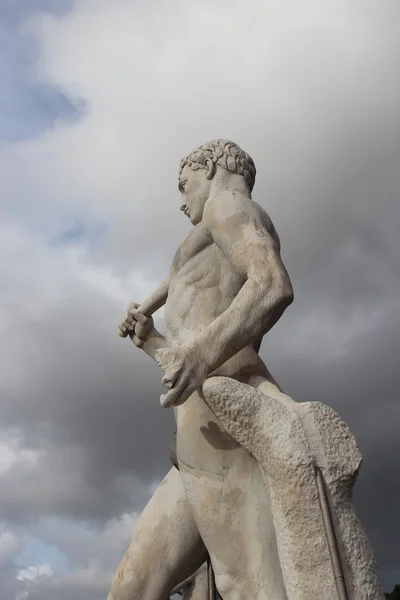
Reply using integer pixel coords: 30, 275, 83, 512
179, 139, 256, 192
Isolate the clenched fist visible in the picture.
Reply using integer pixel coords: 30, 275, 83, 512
118, 302, 154, 348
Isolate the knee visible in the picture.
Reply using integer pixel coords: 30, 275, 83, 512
109, 550, 172, 600
109, 551, 147, 600
110, 577, 147, 600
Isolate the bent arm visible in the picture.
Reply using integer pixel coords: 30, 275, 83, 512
197, 195, 293, 373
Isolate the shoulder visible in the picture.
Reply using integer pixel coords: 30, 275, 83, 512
203, 192, 281, 249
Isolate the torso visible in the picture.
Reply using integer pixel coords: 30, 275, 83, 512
165, 222, 243, 343
164, 199, 280, 385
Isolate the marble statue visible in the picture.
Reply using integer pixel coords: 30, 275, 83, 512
107, 139, 384, 600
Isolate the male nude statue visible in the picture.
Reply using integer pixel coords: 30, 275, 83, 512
107, 139, 383, 600
108, 139, 294, 600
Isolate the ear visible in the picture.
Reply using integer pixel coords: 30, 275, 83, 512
205, 158, 216, 180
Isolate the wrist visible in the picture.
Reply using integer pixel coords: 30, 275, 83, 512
141, 329, 166, 360
186, 339, 213, 377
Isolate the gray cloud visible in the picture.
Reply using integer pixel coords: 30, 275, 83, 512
0, 0, 399, 597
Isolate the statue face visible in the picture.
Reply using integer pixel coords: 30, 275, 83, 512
178, 164, 212, 226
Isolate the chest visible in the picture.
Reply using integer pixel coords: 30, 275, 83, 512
171, 224, 214, 273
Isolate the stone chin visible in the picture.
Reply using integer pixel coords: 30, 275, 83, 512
189, 214, 200, 226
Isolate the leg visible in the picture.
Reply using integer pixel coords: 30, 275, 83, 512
176, 391, 287, 600
107, 466, 207, 600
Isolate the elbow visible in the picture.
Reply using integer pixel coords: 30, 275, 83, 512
281, 281, 294, 308
252, 273, 294, 310
270, 277, 293, 312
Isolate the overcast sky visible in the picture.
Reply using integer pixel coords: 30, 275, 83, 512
0, 0, 399, 598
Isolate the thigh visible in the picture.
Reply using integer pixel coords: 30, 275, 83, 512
177, 391, 287, 600
109, 467, 207, 600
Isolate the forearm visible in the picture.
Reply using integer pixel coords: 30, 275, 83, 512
130, 328, 167, 361
138, 276, 169, 315
195, 278, 293, 373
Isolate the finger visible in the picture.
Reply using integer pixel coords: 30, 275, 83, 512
161, 390, 179, 408
161, 371, 179, 390
118, 328, 128, 338
120, 320, 134, 333
171, 385, 193, 406
160, 386, 188, 408
127, 302, 140, 312
160, 378, 189, 408
124, 314, 137, 327
132, 334, 144, 348
135, 321, 147, 337
119, 316, 130, 327
131, 310, 148, 325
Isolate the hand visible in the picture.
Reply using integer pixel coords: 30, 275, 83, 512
118, 303, 154, 348
118, 302, 137, 337
154, 344, 209, 408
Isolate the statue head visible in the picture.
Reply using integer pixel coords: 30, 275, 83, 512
178, 139, 256, 225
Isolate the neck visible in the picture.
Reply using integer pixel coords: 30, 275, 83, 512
209, 169, 251, 198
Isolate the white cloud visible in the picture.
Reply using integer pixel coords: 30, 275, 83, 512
17, 563, 54, 582
0, 219, 156, 335
5, 0, 395, 237
8, 513, 138, 599
0, 434, 41, 476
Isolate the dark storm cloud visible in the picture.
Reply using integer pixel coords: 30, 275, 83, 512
0, 289, 174, 524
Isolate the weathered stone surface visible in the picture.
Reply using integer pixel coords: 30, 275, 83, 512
106, 467, 206, 600
202, 377, 384, 600
298, 401, 382, 600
